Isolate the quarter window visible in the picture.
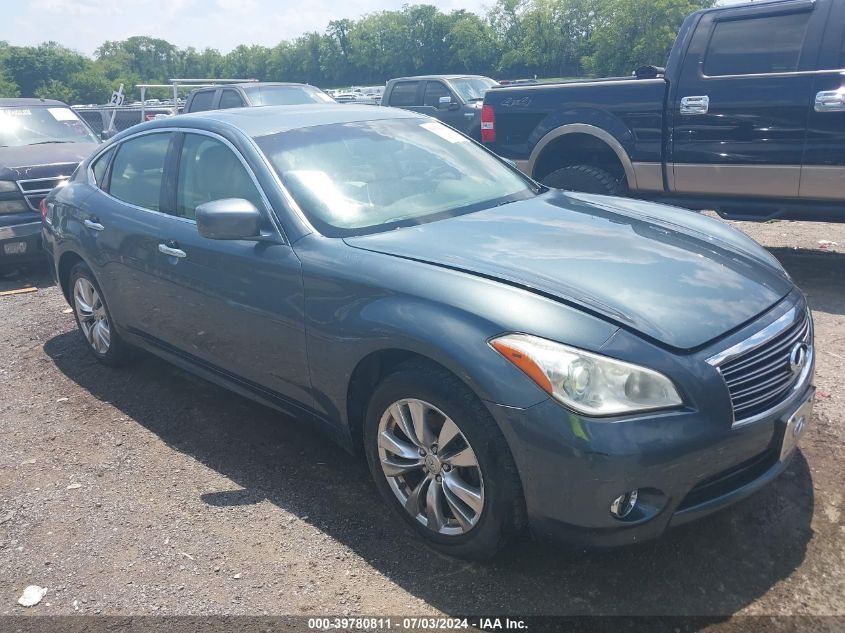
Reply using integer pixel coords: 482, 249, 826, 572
704, 12, 811, 76
175, 134, 264, 221
388, 82, 419, 107
109, 133, 171, 210
91, 146, 115, 187
219, 89, 245, 109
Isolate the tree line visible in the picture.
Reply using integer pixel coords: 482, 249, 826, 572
0, 0, 714, 104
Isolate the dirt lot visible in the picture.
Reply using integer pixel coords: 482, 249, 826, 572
0, 216, 843, 625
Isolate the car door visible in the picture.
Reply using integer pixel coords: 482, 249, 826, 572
75, 132, 173, 333
670, 1, 827, 199
420, 80, 465, 130
149, 130, 311, 407
800, 0, 845, 200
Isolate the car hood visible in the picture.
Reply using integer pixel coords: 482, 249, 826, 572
0, 143, 98, 181
344, 190, 792, 350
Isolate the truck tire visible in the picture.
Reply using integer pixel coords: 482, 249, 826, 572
542, 165, 627, 196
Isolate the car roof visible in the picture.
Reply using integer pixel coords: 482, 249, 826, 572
138, 104, 421, 138
698, 0, 804, 13
0, 98, 69, 108
389, 75, 489, 82
190, 82, 316, 92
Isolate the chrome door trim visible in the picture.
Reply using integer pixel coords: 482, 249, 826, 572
701, 68, 845, 81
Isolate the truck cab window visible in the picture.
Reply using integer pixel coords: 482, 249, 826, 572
189, 91, 215, 112
388, 82, 419, 107
219, 90, 246, 109
704, 11, 811, 76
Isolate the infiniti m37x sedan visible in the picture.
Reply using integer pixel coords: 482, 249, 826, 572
42, 105, 815, 558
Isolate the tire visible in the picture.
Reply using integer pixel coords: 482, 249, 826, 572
69, 262, 131, 366
542, 165, 627, 196
364, 362, 525, 559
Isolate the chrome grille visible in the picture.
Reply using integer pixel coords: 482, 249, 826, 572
16, 174, 71, 211
718, 309, 811, 423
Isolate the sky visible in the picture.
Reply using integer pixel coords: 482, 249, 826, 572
1, 0, 490, 56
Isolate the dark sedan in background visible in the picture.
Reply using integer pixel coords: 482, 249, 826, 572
0, 98, 99, 271
42, 105, 815, 558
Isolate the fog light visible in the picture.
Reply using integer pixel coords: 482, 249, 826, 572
610, 489, 638, 519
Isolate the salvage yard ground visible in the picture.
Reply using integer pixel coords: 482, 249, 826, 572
0, 215, 843, 621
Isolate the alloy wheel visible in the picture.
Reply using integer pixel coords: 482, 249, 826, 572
377, 398, 485, 536
73, 277, 111, 355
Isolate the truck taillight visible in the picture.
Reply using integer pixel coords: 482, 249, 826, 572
481, 105, 495, 143
40, 198, 48, 220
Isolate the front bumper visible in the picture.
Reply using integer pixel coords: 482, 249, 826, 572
0, 219, 44, 265
487, 355, 815, 548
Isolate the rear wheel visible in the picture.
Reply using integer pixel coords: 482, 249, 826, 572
69, 262, 130, 366
542, 164, 627, 196
364, 363, 524, 559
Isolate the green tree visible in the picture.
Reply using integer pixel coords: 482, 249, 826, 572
582, 0, 714, 77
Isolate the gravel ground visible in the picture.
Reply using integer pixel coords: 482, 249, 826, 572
0, 215, 843, 624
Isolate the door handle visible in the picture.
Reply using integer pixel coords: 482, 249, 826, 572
815, 90, 845, 113
83, 218, 104, 231
158, 243, 186, 258
680, 95, 709, 115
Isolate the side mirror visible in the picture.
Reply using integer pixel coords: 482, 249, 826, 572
196, 198, 261, 240
438, 96, 454, 110
100, 129, 116, 141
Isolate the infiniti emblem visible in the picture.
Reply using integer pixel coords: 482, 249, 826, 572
789, 342, 809, 374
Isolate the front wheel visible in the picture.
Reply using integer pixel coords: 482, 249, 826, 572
364, 364, 524, 559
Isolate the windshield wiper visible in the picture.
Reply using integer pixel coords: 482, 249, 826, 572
28, 140, 73, 145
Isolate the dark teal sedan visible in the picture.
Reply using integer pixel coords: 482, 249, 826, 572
42, 105, 815, 558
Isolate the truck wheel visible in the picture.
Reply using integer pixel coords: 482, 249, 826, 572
542, 165, 627, 196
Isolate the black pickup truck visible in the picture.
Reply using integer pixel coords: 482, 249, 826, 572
481, 0, 845, 221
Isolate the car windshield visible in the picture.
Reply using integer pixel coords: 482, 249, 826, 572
450, 77, 499, 102
247, 86, 336, 106
0, 106, 98, 147
255, 117, 536, 236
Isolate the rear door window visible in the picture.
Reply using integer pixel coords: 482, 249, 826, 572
388, 82, 420, 107
423, 81, 451, 107
704, 11, 812, 76
218, 89, 246, 109
109, 133, 172, 210
188, 90, 215, 112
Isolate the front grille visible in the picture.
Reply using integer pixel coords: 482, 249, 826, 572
16, 174, 71, 211
719, 310, 811, 423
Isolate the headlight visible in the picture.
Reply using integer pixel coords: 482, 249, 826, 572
0, 180, 18, 193
491, 333, 683, 416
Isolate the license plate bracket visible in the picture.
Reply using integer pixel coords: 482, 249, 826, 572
780, 392, 813, 461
